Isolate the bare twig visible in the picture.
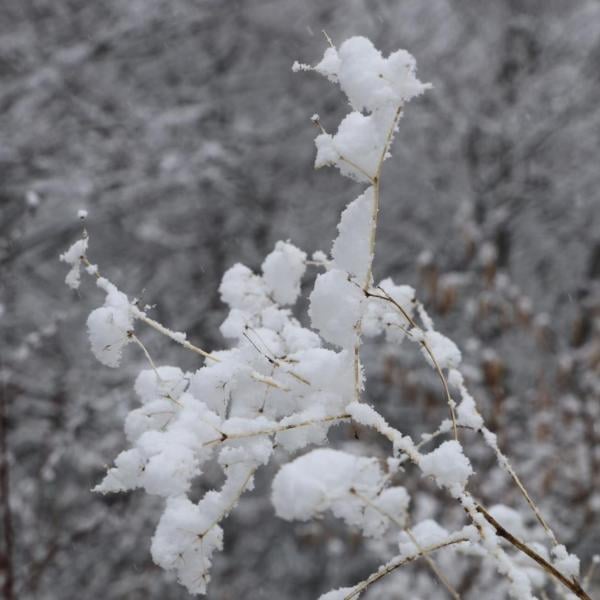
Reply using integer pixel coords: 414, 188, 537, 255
367, 286, 458, 438
476, 504, 591, 600
344, 537, 468, 600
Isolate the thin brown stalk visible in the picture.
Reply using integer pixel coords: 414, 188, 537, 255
344, 538, 468, 600
351, 489, 461, 599
80, 254, 218, 362
475, 504, 592, 600
368, 286, 458, 438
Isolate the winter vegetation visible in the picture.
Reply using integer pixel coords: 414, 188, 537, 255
57, 35, 595, 600
2, 3, 600, 599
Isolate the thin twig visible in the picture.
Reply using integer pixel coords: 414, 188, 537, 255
476, 504, 592, 600
351, 489, 461, 599
80, 254, 219, 362
344, 538, 468, 600
367, 286, 458, 439
201, 413, 351, 449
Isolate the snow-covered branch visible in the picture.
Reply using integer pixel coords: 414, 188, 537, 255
61, 35, 590, 600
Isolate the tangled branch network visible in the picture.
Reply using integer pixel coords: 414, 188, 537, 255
61, 37, 592, 599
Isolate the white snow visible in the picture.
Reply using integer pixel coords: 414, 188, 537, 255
309, 269, 365, 348
261, 241, 307, 305
448, 369, 483, 430
151, 496, 224, 595
331, 187, 373, 283
318, 587, 357, 600
398, 519, 449, 556
420, 440, 473, 493
86, 279, 134, 367
415, 329, 462, 370
551, 544, 580, 579
59, 238, 88, 290
219, 263, 270, 313
272, 448, 392, 536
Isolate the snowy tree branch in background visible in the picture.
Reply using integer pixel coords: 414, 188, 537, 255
61, 36, 591, 599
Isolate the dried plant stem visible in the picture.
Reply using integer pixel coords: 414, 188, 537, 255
367, 287, 458, 439
133, 310, 217, 362
351, 489, 461, 599
201, 413, 351, 449
344, 538, 468, 600
200, 466, 256, 536
480, 428, 558, 546
80, 254, 299, 392
475, 504, 591, 600
80, 254, 219, 361
354, 103, 407, 406
363, 176, 380, 290
363, 103, 403, 290
242, 327, 311, 386
405, 528, 462, 600
348, 404, 591, 599
371, 280, 559, 550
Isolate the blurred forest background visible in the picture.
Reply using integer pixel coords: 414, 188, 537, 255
1, 1, 599, 598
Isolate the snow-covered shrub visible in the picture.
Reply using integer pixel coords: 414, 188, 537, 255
61, 36, 592, 599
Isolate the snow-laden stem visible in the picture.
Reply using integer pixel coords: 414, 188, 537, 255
133, 308, 217, 362
351, 488, 461, 599
344, 537, 469, 600
366, 286, 458, 438
363, 103, 403, 289
371, 277, 557, 547
200, 466, 256, 536
348, 399, 589, 599
475, 505, 591, 600
80, 254, 218, 361
200, 414, 351, 449
353, 105, 405, 403
480, 427, 559, 546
